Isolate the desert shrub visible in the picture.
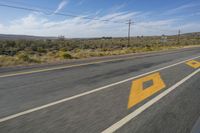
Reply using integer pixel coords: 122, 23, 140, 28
58, 51, 73, 59
17, 52, 40, 63
17, 52, 30, 61
0, 34, 199, 67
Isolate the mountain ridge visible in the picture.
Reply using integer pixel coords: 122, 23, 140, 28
0, 32, 199, 40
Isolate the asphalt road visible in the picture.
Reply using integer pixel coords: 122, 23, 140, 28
0, 47, 200, 133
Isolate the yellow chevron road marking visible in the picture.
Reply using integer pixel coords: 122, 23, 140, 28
128, 73, 166, 109
186, 60, 200, 69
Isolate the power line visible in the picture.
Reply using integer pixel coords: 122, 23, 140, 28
0, 2, 180, 33
0, 3, 127, 24
126, 19, 134, 46
0, 2, 182, 37
1, 0, 129, 22
178, 29, 181, 44
0, 0, 77, 14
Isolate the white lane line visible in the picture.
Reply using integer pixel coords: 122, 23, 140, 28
0, 55, 200, 123
102, 68, 200, 133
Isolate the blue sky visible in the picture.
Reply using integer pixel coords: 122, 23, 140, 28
0, 0, 199, 37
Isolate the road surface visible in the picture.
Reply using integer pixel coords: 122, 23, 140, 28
0, 47, 200, 133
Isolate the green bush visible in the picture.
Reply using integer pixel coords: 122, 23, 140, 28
17, 53, 31, 62
0, 34, 199, 67
17, 52, 40, 63
58, 51, 73, 59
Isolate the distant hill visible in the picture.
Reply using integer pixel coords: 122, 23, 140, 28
181, 32, 200, 37
0, 32, 199, 40
0, 34, 57, 40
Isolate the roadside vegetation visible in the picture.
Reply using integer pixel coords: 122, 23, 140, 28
0, 34, 199, 67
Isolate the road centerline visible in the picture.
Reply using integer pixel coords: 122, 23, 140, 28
0, 55, 200, 123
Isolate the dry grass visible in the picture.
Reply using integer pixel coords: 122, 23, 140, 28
0, 34, 199, 67
0, 45, 189, 67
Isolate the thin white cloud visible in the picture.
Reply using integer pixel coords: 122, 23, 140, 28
137, 19, 176, 27
164, 3, 200, 15
0, 12, 198, 37
54, 0, 69, 13
135, 19, 178, 35
110, 3, 126, 12
178, 23, 200, 33
77, 0, 85, 5
0, 23, 4, 31
99, 12, 137, 21
191, 12, 200, 16
0, 13, 133, 37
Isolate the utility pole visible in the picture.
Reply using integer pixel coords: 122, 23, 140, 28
127, 19, 133, 47
178, 29, 181, 44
